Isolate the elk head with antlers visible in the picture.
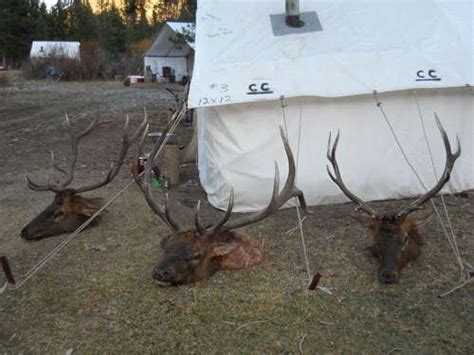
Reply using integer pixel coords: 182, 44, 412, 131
21, 115, 146, 240
134, 120, 309, 286
327, 114, 461, 284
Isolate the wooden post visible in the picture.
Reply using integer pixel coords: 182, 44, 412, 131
159, 143, 180, 186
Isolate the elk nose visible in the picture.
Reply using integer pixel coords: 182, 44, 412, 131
153, 267, 171, 281
381, 271, 397, 284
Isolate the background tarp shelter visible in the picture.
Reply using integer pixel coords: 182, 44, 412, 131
30, 41, 81, 60
188, 0, 474, 212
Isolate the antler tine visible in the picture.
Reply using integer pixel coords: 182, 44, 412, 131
128, 110, 150, 143
277, 126, 310, 214
131, 124, 149, 193
194, 200, 207, 236
72, 114, 148, 194
135, 116, 182, 232
214, 162, 280, 232
326, 130, 378, 217
131, 121, 151, 191
24, 150, 69, 193
25, 174, 52, 192
205, 188, 235, 238
396, 114, 461, 219
49, 150, 68, 176
57, 115, 100, 189
165, 88, 180, 103
24, 116, 100, 193
65, 114, 100, 139
215, 126, 308, 232
434, 113, 461, 160
123, 114, 130, 135
164, 193, 181, 231
137, 121, 150, 158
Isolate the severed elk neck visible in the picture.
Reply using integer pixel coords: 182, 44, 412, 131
326, 114, 461, 284
21, 114, 147, 240
133, 117, 309, 286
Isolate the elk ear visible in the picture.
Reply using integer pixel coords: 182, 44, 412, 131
412, 212, 433, 228
68, 196, 104, 217
211, 241, 240, 257
160, 235, 171, 248
351, 213, 375, 225
78, 197, 104, 217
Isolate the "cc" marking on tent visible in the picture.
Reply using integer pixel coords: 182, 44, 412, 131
247, 82, 274, 95
416, 69, 441, 82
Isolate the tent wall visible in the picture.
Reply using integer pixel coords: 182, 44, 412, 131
144, 56, 188, 80
189, 0, 472, 108
197, 87, 473, 212
30, 41, 80, 60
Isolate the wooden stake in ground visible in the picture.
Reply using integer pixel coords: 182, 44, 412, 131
308, 273, 321, 291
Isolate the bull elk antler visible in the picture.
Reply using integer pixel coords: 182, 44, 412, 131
132, 125, 181, 231
197, 126, 310, 237
326, 131, 378, 218
26, 114, 147, 194
326, 114, 461, 219
396, 114, 461, 218
134, 118, 309, 239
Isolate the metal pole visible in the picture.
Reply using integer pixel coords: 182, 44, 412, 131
286, 0, 303, 27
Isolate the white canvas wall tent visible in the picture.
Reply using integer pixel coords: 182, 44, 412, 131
144, 22, 195, 81
30, 41, 81, 60
189, 0, 474, 212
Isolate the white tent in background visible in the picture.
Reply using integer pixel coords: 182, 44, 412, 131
30, 41, 81, 60
189, 0, 474, 212
144, 22, 195, 82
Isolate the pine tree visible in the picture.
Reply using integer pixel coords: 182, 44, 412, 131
0, 0, 35, 65
135, 5, 151, 40
33, 2, 50, 40
68, 0, 97, 42
49, 0, 68, 40
177, 0, 196, 22
0, 0, 15, 64
97, 2, 127, 56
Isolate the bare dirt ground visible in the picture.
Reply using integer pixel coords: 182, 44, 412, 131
0, 72, 473, 353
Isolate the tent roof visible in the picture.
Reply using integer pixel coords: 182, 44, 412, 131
145, 22, 195, 57
188, 0, 472, 108
30, 41, 80, 58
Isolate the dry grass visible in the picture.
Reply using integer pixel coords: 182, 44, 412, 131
1, 190, 473, 353
0, 78, 473, 353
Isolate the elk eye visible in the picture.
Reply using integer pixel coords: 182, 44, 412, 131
187, 252, 201, 260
